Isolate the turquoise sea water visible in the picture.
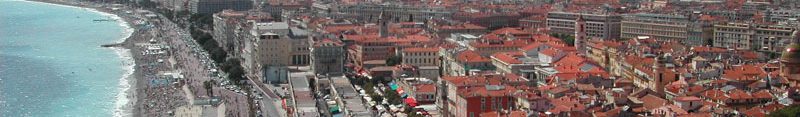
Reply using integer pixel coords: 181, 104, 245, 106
0, 0, 132, 116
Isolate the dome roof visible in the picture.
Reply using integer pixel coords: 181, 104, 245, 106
781, 43, 800, 63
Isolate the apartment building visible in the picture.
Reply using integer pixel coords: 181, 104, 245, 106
312, 39, 345, 74
189, 0, 253, 14
402, 47, 441, 67
621, 13, 690, 43
713, 22, 794, 52
546, 12, 622, 40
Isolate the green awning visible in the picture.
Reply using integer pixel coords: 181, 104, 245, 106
330, 106, 340, 112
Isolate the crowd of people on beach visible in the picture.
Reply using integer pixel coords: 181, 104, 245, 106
125, 14, 187, 117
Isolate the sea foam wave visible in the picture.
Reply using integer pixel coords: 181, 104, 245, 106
100, 7, 136, 117
21, 1, 137, 117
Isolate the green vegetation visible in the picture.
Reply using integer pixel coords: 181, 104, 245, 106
550, 33, 575, 46
220, 58, 241, 72
370, 94, 383, 103
136, 0, 159, 9
769, 105, 800, 117
383, 88, 403, 105
364, 83, 375, 94
203, 80, 214, 96
228, 65, 246, 84
406, 106, 423, 117
386, 55, 403, 66
185, 14, 244, 84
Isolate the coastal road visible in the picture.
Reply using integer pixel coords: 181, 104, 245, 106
246, 76, 286, 117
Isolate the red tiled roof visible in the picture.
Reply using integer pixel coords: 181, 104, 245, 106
640, 94, 666, 110
492, 27, 528, 35
456, 50, 491, 63
762, 103, 785, 112
594, 40, 623, 48
678, 113, 712, 117
415, 84, 436, 93
752, 90, 772, 99
403, 47, 439, 52
479, 110, 527, 117
531, 34, 561, 42
691, 46, 727, 53
491, 51, 524, 64
553, 54, 588, 67
521, 42, 544, 51
728, 90, 754, 100
699, 15, 714, 21
701, 90, 730, 102
459, 85, 518, 97
722, 64, 765, 81
674, 96, 701, 101
469, 40, 529, 48
388, 28, 425, 35
743, 108, 766, 117
544, 41, 576, 51
548, 96, 586, 112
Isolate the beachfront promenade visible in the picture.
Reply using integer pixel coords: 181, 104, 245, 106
155, 11, 251, 117
29, 1, 284, 116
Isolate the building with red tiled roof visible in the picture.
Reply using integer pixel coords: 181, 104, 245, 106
587, 40, 627, 69
441, 49, 496, 76
453, 11, 523, 29
673, 96, 702, 111
712, 22, 794, 53
640, 94, 666, 110
264, 1, 303, 16
468, 40, 529, 56
546, 96, 586, 114
546, 12, 622, 40
402, 47, 440, 67
479, 110, 527, 117
347, 34, 433, 66
490, 51, 540, 78
433, 23, 489, 38
721, 64, 766, 83
312, 39, 346, 74
492, 28, 531, 38
651, 104, 689, 116
520, 16, 547, 30
442, 75, 518, 117
413, 84, 436, 104
690, 46, 729, 59
538, 49, 567, 63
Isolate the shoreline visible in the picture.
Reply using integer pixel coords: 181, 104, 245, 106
22, 0, 140, 117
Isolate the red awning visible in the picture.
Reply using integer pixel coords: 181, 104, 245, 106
405, 98, 418, 107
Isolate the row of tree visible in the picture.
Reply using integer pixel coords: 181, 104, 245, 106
186, 14, 246, 84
